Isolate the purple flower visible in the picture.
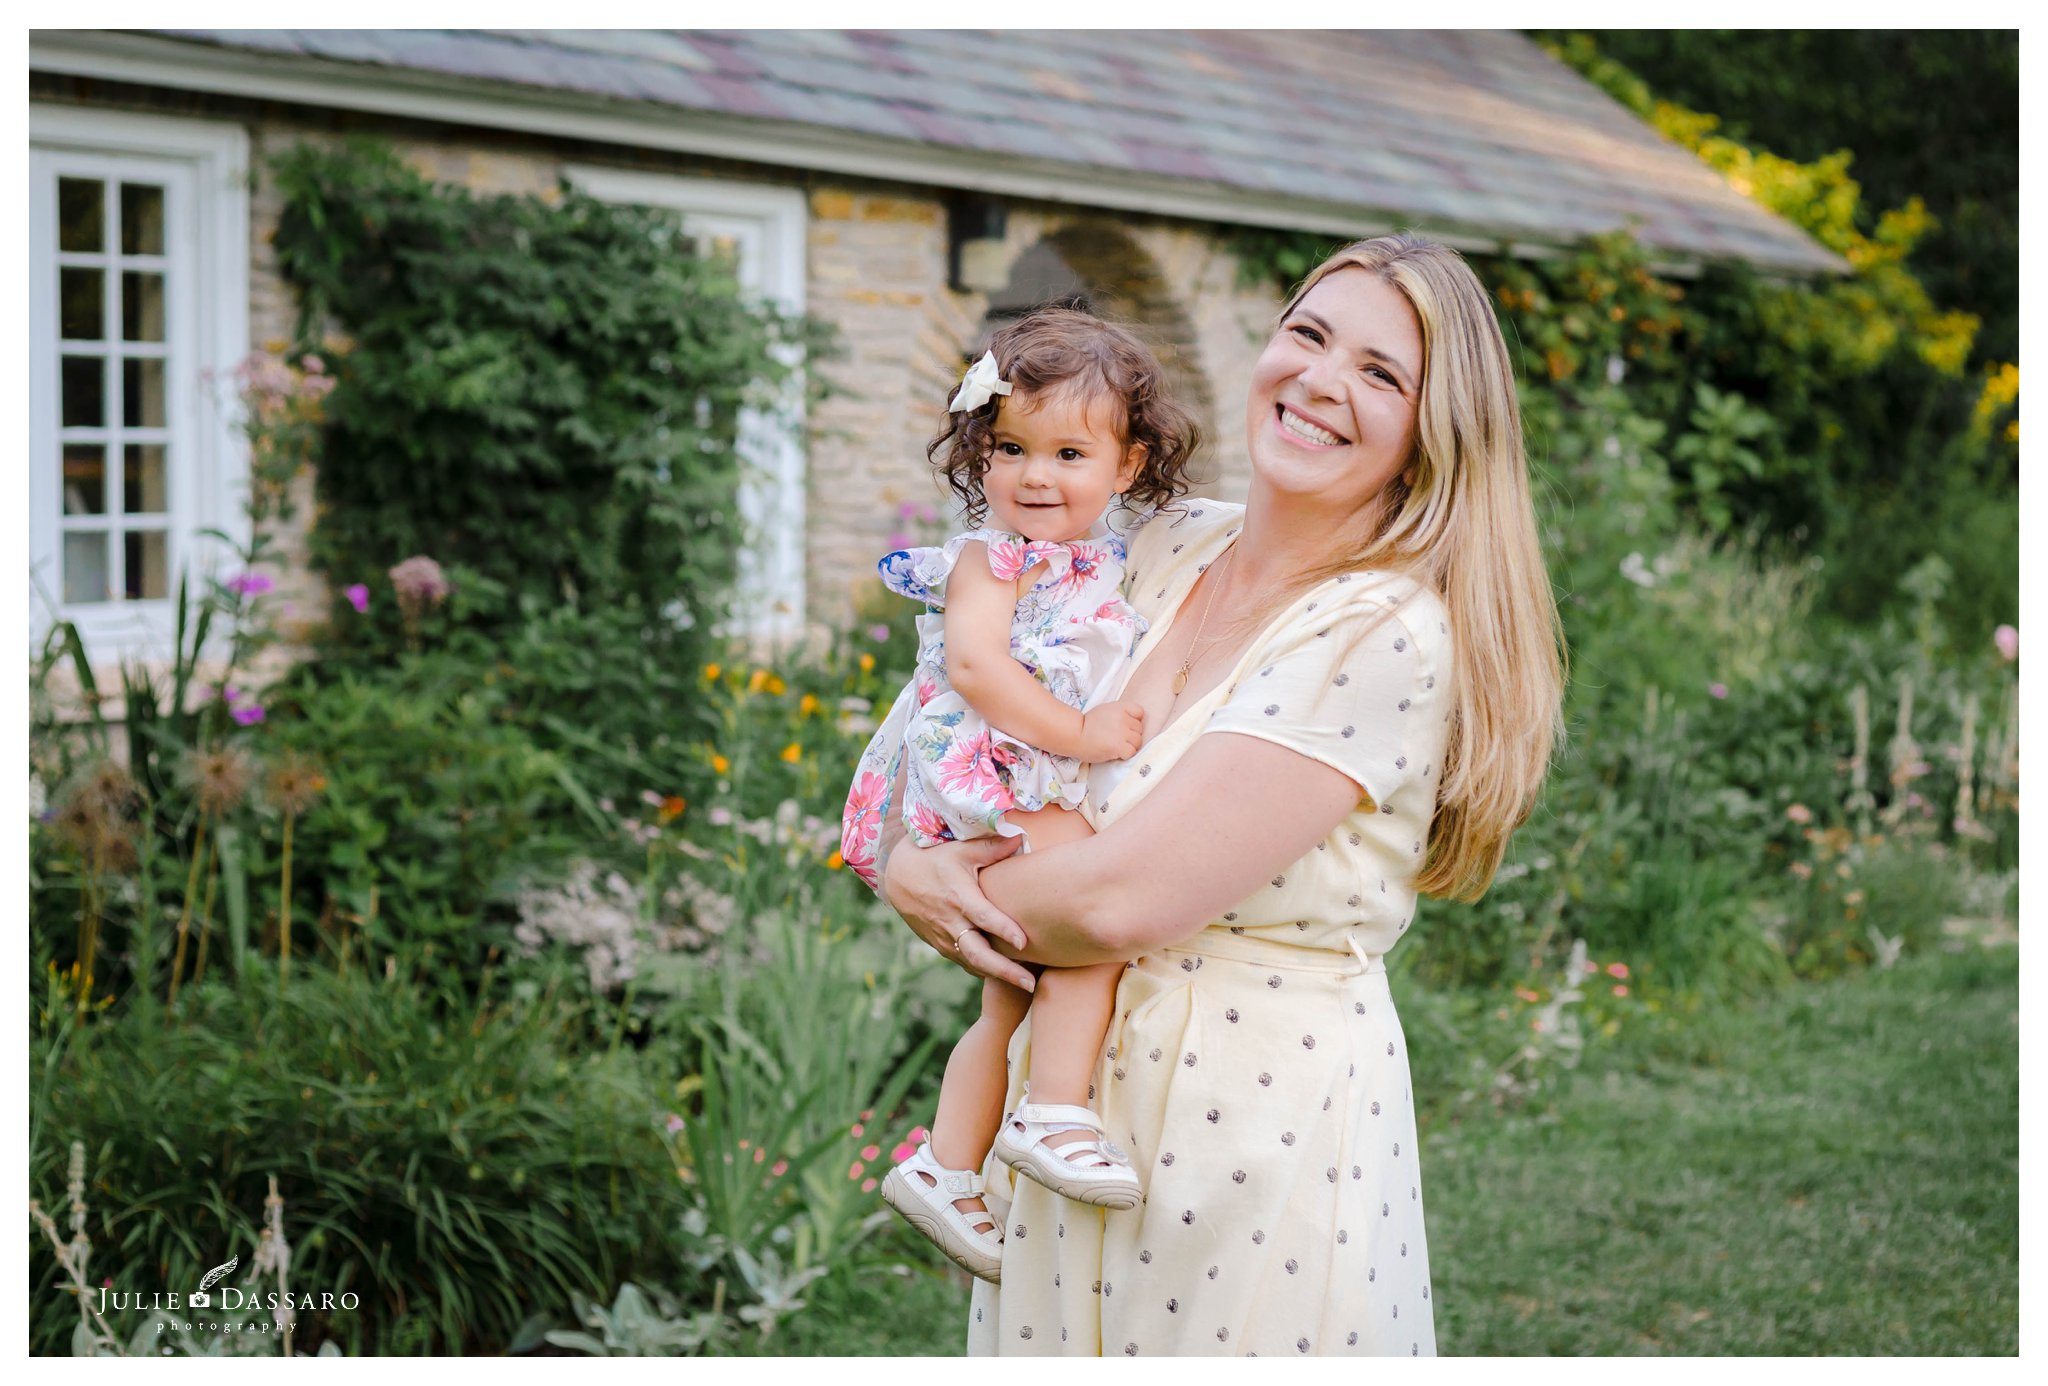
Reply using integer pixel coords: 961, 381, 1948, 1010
226, 572, 274, 597
869, 624, 891, 643
231, 704, 266, 726
1708, 682, 1729, 700
343, 583, 370, 614
389, 555, 451, 622
1994, 624, 2018, 662
887, 530, 911, 550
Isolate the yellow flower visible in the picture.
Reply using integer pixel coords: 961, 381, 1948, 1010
703, 663, 723, 682
747, 669, 769, 694
710, 754, 730, 776
858, 653, 875, 674
779, 743, 802, 764
764, 673, 787, 696
799, 693, 820, 717
826, 850, 845, 870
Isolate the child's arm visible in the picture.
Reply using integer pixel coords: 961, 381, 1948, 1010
944, 541, 1143, 763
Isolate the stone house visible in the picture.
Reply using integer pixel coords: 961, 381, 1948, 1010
29, 28, 1838, 675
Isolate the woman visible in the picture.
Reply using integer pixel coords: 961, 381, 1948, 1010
882, 234, 1563, 1356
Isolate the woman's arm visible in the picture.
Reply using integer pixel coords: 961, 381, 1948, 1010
885, 731, 1363, 973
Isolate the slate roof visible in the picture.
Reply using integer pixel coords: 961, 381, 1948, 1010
133, 28, 1841, 273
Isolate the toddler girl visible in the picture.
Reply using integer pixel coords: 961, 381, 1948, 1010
840, 309, 1199, 1283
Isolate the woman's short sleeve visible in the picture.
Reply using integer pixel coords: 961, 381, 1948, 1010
1202, 577, 1453, 816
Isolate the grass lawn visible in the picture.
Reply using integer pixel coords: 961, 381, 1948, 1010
1426, 944, 2019, 1355
776, 944, 2018, 1355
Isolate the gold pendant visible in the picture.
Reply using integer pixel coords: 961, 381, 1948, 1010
1172, 666, 1189, 694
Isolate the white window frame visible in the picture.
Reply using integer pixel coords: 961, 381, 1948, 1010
28, 104, 250, 665
563, 165, 808, 642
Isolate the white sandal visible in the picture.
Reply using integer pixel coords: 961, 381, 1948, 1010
992, 1097, 1143, 1209
879, 1142, 1003, 1284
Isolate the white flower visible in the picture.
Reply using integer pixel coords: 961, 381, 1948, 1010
948, 350, 1013, 414
1619, 552, 1657, 588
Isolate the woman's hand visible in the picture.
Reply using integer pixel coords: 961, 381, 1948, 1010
882, 836, 1038, 991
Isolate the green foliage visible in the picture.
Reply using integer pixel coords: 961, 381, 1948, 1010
268, 139, 821, 641
28, 958, 683, 1356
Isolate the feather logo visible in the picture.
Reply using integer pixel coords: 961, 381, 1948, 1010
189, 1256, 238, 1306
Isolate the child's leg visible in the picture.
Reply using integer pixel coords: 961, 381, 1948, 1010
997, 804, 1123, 1157
1020, 961, 1126, 1154
919, 976, 1031, 1214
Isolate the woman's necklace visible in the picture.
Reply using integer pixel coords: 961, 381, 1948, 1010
1172, 543, 1238, 697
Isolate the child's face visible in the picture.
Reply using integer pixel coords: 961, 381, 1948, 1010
981, 388, 1144, 543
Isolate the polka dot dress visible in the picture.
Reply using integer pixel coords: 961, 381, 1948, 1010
966, 501, 1453, 1357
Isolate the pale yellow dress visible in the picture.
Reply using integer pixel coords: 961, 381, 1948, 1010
965, 500, 1454, 1357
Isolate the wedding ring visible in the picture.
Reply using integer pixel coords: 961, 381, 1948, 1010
951, 928, 973, 954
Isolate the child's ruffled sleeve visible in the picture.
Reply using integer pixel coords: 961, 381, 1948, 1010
877, 529, 1075, 608
1201, 574, 1455, 817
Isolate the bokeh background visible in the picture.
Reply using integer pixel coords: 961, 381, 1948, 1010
27, 29, 2016, 1355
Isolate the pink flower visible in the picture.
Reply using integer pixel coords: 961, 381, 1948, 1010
861, 1177, 878, 1193
1786, 804, 1813, 825
891, 1141, 918, 1164
770, 1159, 789, 1177
848, 1160, 865, 1181
1708, 682, 1729, 700
869, 624, 892, 643
388, 555, 450, 621
232, 704, 266, 726
343, 583, 370, 614
1512, 986, 1541, 1003
907, 800, 954, 845
1606, 962, 1629, 980
887, 530, 911, 551
665, 1113, 685, 1133
226, 572, 274, 597
1994, 624, 2018, 661
1582, 959, 1599, 974
754, 1147, 766, 1164
301, 354, 325, 374
910, 1126, 929, 1143
850, 1122, 864, 1137
1612, 984, 1630, 998
708, 807, 733, 827
641, 789, 664, 807
860, 1144, 881, 1161
1790, 862, 1813, 879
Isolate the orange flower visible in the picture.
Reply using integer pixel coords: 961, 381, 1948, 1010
747, 669, 769, 694
703, 663, 722, 681
799, 693, 820, 717
858, 653, 875, 674
765, 673, 786, 696
779, 743, 802, 764
826, 850, 845, 870
710, 754, 730, 776
657, 796, 685, 824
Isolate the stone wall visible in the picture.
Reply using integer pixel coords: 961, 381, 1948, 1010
32, 78, 1288, 687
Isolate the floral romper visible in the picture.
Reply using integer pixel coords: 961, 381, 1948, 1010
840, 524, 1145, 889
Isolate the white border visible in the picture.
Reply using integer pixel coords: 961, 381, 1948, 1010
27, 103, 251, 665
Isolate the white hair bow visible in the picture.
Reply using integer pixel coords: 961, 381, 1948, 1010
948, 350, 1013, 414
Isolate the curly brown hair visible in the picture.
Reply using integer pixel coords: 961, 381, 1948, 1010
927, 308, 1202, 525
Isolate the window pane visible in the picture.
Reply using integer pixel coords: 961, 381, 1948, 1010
64, 532, 110, 604
123, 443, 168, 514
120, 183, 165, 256
121, 272, 166, 342
61, 355, 105, 428
125, 531, 170, 600
61, 268, 104, 341
59, 178, 104, 253
122, 356, 166, 428
63, 445, 107, 515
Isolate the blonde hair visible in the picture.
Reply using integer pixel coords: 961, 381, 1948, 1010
1272, 234, 1565, 901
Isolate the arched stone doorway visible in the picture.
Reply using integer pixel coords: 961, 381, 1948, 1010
974, 220, 1218, 486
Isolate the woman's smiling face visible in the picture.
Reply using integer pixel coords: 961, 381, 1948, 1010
1246, 267, 1424, 519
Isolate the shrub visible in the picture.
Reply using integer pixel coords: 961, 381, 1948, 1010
28, 956, 682, 1356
